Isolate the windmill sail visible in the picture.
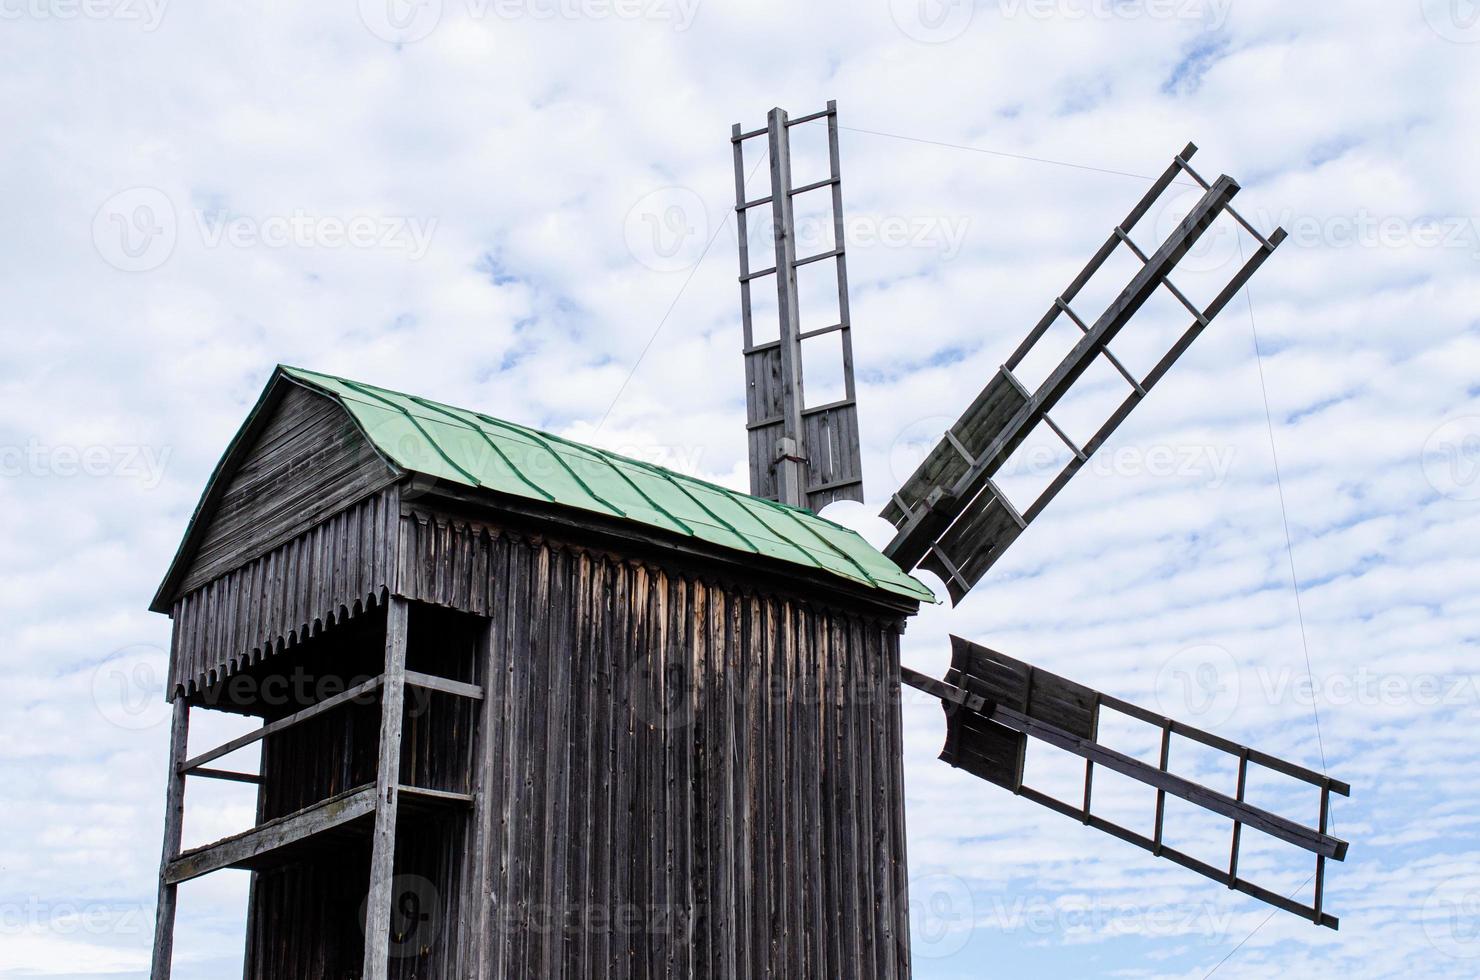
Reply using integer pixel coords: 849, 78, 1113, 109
881, 144, 1287, 603
732, 102, 864, 510
904, 637, 1349, 929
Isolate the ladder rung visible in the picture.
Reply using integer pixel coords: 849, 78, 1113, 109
1054, 298, 1147, 396
986, 479, 1027, 529
786, 107, 832, 126
1054, 297, 1091, 332
1223, 203, 1276, 251
794, 247, 843, 268
1103, 350, 1147, 396
735, 195, 773, 211
789, 177, 839, 196
1113, 226, 1150, 263
1175, 152, 1212, 190
798, 321, 848, 341
926, 542, 973, 594
1160, 277, 1211, 326
944, 430, 977, 467
731, 125, 767, 143
1001, 365, 1033, 400
739, 265, 777, 283
802, 397, 855, 417
1042, 414, 1087, 462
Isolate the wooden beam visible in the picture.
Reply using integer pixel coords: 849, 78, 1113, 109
187, 767, 261, 785
767, 106, 807, 508
363, 596, 409, 980
404, 669, 483, 702
179, 675, 383, 774
164, 785, 378, 885
469, 617, 497, 979
150, 699, 189, 980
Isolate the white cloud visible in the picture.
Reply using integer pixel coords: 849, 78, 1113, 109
2, 1, 1477, 977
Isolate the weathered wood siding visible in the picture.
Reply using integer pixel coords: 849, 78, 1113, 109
177, 383, 397, 596
407, 519, 913, 980
226, 516, 912, 979
168, 487, 399, 698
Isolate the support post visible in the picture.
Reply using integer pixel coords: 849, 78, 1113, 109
767, 106, 807, 507
470, 617, 498, 980
150, 698, 190, 980
363, 596, 410, 980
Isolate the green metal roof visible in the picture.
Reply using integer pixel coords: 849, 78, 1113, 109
282, 366, 935, 604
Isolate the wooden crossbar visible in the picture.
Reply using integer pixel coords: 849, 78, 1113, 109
179, 675, 384, 774
165, 785, 378, 885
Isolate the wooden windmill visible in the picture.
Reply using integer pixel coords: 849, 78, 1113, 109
732, 102, 1348, 930
144, 102, 1346, 980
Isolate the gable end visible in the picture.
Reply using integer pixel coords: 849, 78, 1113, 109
154, 378, 400, 608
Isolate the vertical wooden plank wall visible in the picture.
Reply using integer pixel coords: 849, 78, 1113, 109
397, 516, 913, 980
183, 507, 913, 979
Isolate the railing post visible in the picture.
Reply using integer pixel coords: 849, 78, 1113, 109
150, 697, 190, 980
363, 597, 410, 980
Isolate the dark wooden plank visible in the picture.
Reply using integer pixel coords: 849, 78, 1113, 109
182, 676, 383, 772
362, 596, 409, 980
149, 699, 189, 979
166, 785, 377, 885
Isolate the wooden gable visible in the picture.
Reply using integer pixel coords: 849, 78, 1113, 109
157, 380, 400, 607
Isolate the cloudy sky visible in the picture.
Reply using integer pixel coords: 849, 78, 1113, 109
3, 0, 1479, 976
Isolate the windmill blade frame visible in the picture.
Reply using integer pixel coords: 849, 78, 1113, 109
904, 637, 1349, 929
882, 144, 1288, 604
732, 102, 866, 511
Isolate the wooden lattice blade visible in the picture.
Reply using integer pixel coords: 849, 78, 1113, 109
881, 145, 1287, 604
902, 636, 1349, 929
